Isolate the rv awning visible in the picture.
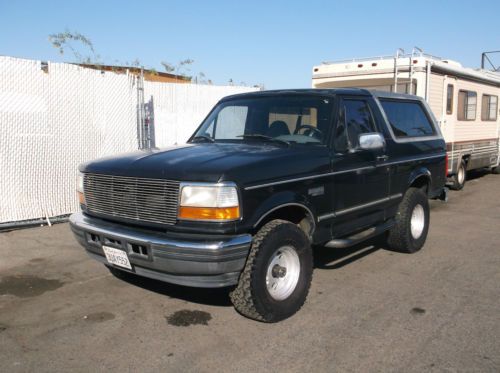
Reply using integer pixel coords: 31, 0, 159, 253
431, 62, 500, 87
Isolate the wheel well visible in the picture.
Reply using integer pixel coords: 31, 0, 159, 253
253, 205, 315, 239
410, 175, 430, 194
462, 155, 470, 167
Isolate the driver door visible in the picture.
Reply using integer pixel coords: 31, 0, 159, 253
330, 96, 390, 237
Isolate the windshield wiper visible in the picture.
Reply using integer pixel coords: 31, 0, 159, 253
238, 134, 290, 146
191, 135, 215, 143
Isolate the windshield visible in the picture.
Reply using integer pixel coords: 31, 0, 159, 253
190, 95, 334, 145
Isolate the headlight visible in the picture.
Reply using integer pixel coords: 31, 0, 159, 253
77, 172, 85, 205
178, 183, 240, 221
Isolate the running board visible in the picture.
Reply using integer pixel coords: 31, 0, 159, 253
325, 220, 394, 249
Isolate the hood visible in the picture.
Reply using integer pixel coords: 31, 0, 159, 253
81, 142, 330, 187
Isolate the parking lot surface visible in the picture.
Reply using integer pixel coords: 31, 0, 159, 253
1, 171, 499, 372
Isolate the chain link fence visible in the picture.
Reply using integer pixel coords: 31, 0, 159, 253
0, 56, 257, 225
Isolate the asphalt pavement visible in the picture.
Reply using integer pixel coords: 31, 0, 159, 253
0, 170, 499, 372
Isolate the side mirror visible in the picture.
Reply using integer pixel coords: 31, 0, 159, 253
358, 133, 385, 151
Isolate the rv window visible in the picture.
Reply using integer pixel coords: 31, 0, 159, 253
481, 95, 498, 121
457, 90, 477, 121
379, 99, 436, 138
446, 84, 454, 114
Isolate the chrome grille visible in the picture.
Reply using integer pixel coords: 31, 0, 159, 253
83, 173, 180, 225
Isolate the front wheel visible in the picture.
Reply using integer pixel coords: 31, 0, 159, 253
386, 187, 430, 253
492, 165, 500, 175
230, 220, 313, 322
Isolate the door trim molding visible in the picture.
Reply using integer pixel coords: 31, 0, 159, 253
317, 193, 402, 222
244, 153, 445, 191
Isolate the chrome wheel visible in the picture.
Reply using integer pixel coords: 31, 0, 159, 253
266, 246, 300, 301
458, 165, 465, 185
410, 204, 425, 239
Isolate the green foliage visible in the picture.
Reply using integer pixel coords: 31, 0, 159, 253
161, 58, 194, 79
47, 30, 255, 86
160, 61, 175, 73
48, 30, 99, 64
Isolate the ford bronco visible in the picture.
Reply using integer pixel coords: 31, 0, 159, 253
70, 89, 447, 322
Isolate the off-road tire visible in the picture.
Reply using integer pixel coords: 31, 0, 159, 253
386, 187, 430, 253
449, 160, 466, 190
229, 220, 313, 322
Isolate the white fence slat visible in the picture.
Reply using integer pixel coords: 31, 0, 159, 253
0, 56, 257, 223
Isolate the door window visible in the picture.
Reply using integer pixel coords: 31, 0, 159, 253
334, 99, 376, 152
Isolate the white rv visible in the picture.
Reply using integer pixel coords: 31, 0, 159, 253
312, 51, 500, 189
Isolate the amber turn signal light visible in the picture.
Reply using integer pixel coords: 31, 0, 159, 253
178, 206, 240, 221
78, 191, 86, 205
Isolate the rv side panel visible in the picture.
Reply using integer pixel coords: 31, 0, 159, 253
428, 73, 444, 122
444, 77, 499, 143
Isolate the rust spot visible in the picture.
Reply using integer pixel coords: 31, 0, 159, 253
411, 307, 426, 315
166, 310, 211, 327
0, 275, 63, 298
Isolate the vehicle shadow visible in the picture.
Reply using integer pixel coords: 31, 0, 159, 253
466, 168, 492, 182
114, 236, 390, 307
114, 271, 233, 307
313, 235, 387, 270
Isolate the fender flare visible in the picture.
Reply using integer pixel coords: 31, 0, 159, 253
408, 168, 431, 191
248, 192, 317, 236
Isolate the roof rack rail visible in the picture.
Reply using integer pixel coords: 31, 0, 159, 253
322, 52, 444, 65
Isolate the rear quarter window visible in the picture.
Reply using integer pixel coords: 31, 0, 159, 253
379, 99, 436, 138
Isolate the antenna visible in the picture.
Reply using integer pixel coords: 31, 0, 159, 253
481, 51, 500, 71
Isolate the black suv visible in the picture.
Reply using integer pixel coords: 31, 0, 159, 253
70, 89, 447, 322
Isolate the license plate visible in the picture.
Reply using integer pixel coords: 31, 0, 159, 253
102, 246, 132, 270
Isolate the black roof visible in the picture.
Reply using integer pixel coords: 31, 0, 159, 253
220, 88, 421, 102
370, 90, 425, 101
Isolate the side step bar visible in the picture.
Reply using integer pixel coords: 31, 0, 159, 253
325, 220, 394, 249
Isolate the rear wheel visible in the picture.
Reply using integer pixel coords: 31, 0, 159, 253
449, 160, 466, 190
386, 187, 430, 253
230, 220, 313, 322
492, 165, 500, 175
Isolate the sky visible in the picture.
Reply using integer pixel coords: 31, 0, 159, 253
1, 0, 499, 89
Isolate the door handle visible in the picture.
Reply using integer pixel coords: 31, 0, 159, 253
377, 155, 389, 162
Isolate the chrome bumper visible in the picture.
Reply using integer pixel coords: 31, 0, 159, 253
69, 212, 252, 288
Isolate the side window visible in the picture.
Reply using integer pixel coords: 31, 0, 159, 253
379, 99, 436, 138
457, 90, 477, 121
213, 106, 248, 139
481, 94, 498, 121
334, 99, 376, 152
446, 84, 454, 114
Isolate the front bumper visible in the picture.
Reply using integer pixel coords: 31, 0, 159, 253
69, 212, 252, 288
